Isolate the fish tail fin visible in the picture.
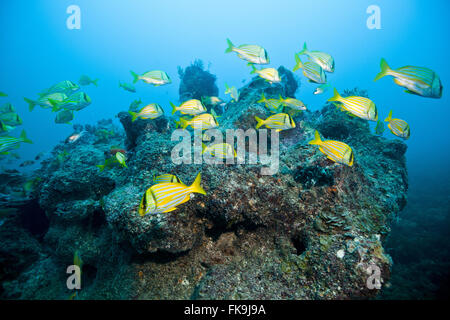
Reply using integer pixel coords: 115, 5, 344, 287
190, 172, 206, 195
278, 94, 284, 102
24, 98, 36, 112
293, 54, 303, 72
129, 111, 138, 122
250, 64, 257, 74
257, 93, 266, 103
225, 38, 234, 53
224, 83, 230, 93
179, 118, 189, 129
170, 102, 177, 115
327, 88, 342, 102
255, 116, 265, 129
201, 142, 207, 154
308, 130, 322, 145
298, 42, 308, 55
96, 164, 105, 172
20, 130, 32, 144
93, 79, 99, 87
384, 110, 393, 122
374, 58, 391, 81
130, 70, 139, 84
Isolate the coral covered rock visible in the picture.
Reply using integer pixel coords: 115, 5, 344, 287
0, 72, 408, 300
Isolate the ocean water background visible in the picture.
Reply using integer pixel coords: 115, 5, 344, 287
0, 0, 448, 299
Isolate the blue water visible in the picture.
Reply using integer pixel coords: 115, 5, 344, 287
1, 0, 449, 298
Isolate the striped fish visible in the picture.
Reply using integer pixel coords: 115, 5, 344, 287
298, 42, 335, 73
129, 103, 164, 122
374, 58, 442, 98
0, 130, 32, 155
153, 174, 184, 185
0, 121, 15, 135
328, 89, 378, 122
278, 95, 306, 111
257, 93, 283, 113
255, 113, 296, 132
130, 70, 171, 86
250, 65, 281, 84
225, 84, 239, 102
119, 81, 136, 93
55, 110, 74, 124
0, 103, 15, 114
293, 54, 327, 84
24, 93, 68, 112
177, 113, 218, 130
384, 110, 410, 140
138, 172, 206, 216
171, 99, 206, 115
202, 143, 237, 159
0, 112, 22, 126
225, 39, 269, 65
39, 80, 80, 97
309, 130, 354, 167
50, 92, 92, 112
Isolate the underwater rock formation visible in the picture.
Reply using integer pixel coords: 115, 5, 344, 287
0, 67, 408, 300
178, 59, 219, 102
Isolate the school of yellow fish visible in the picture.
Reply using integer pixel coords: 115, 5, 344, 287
1, 38, 442, 217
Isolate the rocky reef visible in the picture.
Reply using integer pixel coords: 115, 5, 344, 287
0, 66, 408, 300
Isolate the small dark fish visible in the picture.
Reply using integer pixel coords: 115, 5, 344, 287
79, 75, 99, 87
19, 160, 35, 167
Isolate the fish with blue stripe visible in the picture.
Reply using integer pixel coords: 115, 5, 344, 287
374, 58, 442, 98
250, 65, 281, 84
129, 103, 164, 122
328, 89, 378, 122
153, 174, 184, 185
293, 54, 327, 84
0, 130, 32, 155
176, 113, 219, 130
139, 172, 206, 216
225, 39, 269, 65
297, 42, 335, 73
202, 143, 237, 160
225, 84, 239, 102
130, 70, 171, 86
255, 113, 296, 132
384, 110, 410, 140
309, 130, 354, 167
171, 99, 206, 115
257, 93, 283, 113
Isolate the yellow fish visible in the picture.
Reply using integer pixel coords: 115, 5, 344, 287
153, 174, 184, 184
309, 130, 354, 166
139, 173, 206, 216
225, 39, 269, 65
250, 65, 281, 84
278, 95, 306, 111
171, 99, 206, 115
374, 58, 442, 99
129, 103, 164, 122
384, 110, 410, 140
225, 84, 239, 102
328, 89, 378, 121
177, 113, 219, 130
293, 54, 327, 84
257, 93, 283, 113
297, 42, 335, 73
255, 113, 296, 132
130, 70, 171, 86
202, 143, 237, 159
